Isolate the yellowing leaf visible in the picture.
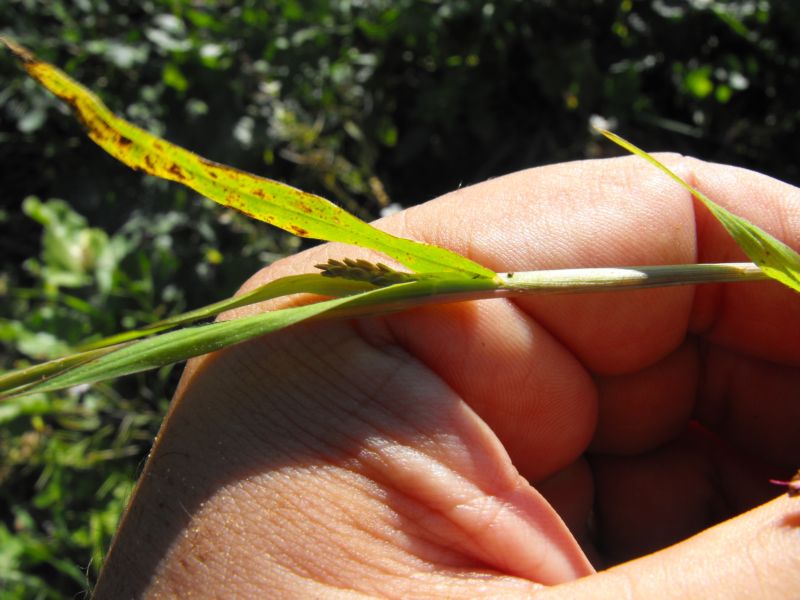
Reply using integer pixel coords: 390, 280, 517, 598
601, 130, 800, 293
1, 37, 495, 280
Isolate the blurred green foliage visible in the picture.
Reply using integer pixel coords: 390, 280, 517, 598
2, 0, 800, 597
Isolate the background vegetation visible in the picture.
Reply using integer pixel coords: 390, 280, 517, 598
1, 1, 798, 597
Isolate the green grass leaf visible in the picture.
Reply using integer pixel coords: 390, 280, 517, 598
0, 271, 388, 393
0, 345, 121, 396
77, 273, 376, 350
600, 130, 800, 293
4, 274, 498, 396
1, 37, 495, 281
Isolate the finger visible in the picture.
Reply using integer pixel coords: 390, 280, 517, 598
537, 495, 800, 600
386, 155, 800, 373
374, 297, 596, 482
698, 344, 800, 466
687, 159, 800, 365
536, 458, 600, 566
393, 155, 698, 375
589, 335, 800, 467
235, 155, 698, 375
590, 339, 699, 455
351, 156, 695, 479
590, 425, 782, 564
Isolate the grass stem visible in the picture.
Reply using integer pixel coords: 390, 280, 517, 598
497, 262, 766, 294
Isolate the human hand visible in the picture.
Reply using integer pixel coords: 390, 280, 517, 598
95, 155, 800, 598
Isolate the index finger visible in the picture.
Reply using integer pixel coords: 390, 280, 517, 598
686, 158, 800, 364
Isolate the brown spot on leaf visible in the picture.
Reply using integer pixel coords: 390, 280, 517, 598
289, 225, 309, 236
234, 205, 274, 224
117, 135, 132, 147
167, 163, 187, 181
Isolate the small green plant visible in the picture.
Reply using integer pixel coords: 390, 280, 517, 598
1, 35, 798, 399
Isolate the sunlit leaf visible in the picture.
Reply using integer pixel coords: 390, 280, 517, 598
1, 272, 383, 392
78, 273, 375, 350
1, 37, 495, 281
600, 130, 800, 293
6, 274, 498, 397
3, 260, 771, 397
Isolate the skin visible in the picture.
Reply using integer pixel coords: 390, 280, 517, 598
95, 155, 800, 599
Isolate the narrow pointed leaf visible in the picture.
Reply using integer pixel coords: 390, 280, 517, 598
8, 274, 498, 397
1, 37, 495, 280
601, 130, 800, 292
2, 259, 773, 398
0, 274, 375, 393
11, 294, 373, 396
0, 345, 121, 395
78, 273, 375, 350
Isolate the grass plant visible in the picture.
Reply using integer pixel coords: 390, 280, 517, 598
1, 37, 798, 398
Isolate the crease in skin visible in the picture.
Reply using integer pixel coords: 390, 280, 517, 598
294, 466, 518, 588
259, 554, 379, 600
353, 433, 591, 584
684, 161, 732, 342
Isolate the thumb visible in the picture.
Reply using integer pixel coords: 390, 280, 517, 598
539, 495, 800, 599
